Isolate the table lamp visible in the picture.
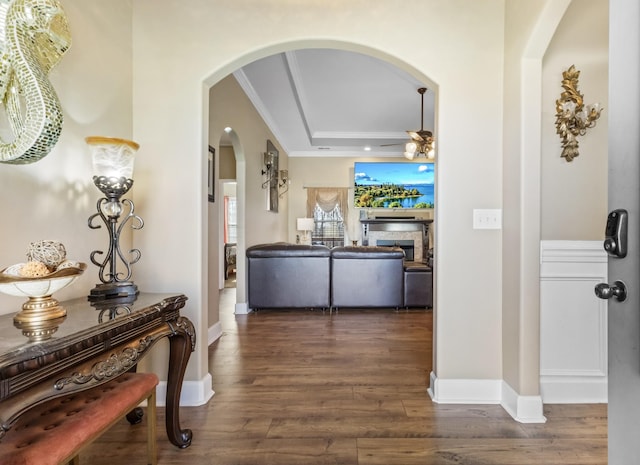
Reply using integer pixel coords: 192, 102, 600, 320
86, 136, 143, 301
297, 218, 314, 245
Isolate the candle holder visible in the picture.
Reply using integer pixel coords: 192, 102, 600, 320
86, 137, 143, 301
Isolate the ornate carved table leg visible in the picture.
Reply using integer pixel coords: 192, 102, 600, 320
166, 316, 196, 448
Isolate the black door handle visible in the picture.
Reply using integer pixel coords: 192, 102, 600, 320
595, 280, 627, 302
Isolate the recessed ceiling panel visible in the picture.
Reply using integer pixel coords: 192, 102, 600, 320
235, 49, 435, 157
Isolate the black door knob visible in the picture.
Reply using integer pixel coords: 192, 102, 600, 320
594, 280, 627, 302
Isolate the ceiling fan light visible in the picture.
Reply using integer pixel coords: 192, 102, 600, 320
426, 139, 435, 159
403, 87, 436, 162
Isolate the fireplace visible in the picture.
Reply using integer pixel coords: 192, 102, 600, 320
361, 217, 431, 263
377, 239, 414, 261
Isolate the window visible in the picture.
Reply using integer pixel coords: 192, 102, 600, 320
312, 203, 344, 248
306, 187, 348, 248
224, 196, 237, 243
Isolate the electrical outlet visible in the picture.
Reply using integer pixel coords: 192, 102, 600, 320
473, 209, 502, 230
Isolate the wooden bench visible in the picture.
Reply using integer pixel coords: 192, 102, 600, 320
0, 372, 159, 465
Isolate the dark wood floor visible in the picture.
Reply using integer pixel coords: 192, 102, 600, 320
81, 287, 607, 464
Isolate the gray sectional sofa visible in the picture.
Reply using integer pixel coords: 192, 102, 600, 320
246, 243, 331, 310
246, 243, 430, 310
330, 246, 404, 309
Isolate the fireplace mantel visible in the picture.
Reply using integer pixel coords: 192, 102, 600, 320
361, 217, 432, 226
360, 217, 433, 262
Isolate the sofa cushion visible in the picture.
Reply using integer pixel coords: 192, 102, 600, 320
247, 243, 331, 258
331, 246, 405, 259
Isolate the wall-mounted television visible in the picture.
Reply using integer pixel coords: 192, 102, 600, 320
354, 161, 434, 209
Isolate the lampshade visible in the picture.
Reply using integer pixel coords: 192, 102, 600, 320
297, 218, 314, 232
86, 136, 140, 179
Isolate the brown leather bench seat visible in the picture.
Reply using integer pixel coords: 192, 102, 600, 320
0, 372, 159, 465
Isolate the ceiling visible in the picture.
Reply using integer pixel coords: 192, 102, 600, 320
231, 49, 434, 158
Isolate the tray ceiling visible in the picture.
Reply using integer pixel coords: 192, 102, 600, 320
233, 49, 434, 158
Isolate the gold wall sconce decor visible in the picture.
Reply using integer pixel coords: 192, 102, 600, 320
555, 65, 603, 162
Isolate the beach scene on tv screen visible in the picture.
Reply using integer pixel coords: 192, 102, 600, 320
354, 162, 434, 209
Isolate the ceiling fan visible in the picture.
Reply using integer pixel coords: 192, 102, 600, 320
386, 87, 435, 160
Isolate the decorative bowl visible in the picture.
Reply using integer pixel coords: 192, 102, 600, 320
0, 261, 86, 342
0, 261, 85, 297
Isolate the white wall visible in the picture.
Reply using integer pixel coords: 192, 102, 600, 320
501, 1, 572, 410
219, 146, 236, 180
0, 0, 133, 314
132, 0, 506, 395
0, 0, 611, 415
208, 75, 288, 313
541, 0, 608, 240
538, 0, 609, 404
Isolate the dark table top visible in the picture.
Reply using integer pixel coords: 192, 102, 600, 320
0, 292, 186, 377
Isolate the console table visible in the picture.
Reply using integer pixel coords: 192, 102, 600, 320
0, 292, 195, 449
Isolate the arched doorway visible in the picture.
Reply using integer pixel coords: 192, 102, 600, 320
206, 44, 438, 349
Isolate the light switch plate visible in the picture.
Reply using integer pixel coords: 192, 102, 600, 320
473, 209, 502, 230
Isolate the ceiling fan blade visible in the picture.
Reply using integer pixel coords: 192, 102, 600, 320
380, 143, 404, 147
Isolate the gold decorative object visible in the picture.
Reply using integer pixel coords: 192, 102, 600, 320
555, 65, 603, 162
0, 0, 71, 164
0, 261, 86, 341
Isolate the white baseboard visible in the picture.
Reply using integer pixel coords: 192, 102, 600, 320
208, 321, 222, 346
428, 372, 546, 423
428, 371, 501, 404
156, 372, 215, 407
501, 381, 546, 423
540, 375, 607, 403
235, 302, 250, 314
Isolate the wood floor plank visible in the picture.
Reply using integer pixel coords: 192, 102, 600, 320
265, 414, 534, 439
210, 399, 408, 418
357, 438, 607, 465
78, 289, 606, 464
